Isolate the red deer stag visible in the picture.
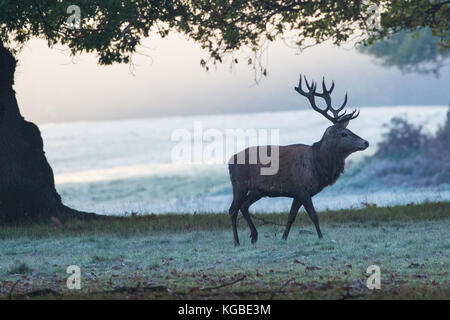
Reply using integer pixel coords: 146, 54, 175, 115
228, 75, 369, 246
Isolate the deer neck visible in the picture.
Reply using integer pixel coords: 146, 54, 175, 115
312, 140, 346, 187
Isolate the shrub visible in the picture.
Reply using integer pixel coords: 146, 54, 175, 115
375, 115, 429, 158
353, 107, 450, 187
432, 108, 450, 153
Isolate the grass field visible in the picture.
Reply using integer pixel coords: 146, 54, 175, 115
0, 202, 449, 299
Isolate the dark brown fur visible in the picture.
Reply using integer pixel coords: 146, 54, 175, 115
228, 122, 369, 246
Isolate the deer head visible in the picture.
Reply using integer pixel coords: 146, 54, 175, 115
295, 75, 369, 155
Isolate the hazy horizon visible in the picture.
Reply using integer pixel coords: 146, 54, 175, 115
14, 35, 450, 124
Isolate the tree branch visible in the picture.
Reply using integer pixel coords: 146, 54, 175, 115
200, 276, 246, 291
31, 0, 54, 45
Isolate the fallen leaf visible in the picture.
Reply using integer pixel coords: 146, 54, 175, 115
306, 265, 322, 271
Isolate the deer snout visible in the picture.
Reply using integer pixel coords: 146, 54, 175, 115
360, 140, 369, 150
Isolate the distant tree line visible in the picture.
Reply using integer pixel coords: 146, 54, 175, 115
358, 27, 450, 77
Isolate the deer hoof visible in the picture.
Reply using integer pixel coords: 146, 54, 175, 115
250, 233, 258, 244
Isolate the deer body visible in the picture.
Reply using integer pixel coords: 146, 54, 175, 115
230, 144, 332, 199
228, 75, 369, 246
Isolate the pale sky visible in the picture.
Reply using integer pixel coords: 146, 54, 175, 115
14, 35, 450, 124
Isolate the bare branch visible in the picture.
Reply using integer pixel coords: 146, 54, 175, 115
200, 276, 246, 291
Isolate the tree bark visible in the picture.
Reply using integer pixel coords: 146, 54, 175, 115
0, 41, 94, 224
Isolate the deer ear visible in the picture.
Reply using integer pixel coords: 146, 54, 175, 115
338, 120, 349, 128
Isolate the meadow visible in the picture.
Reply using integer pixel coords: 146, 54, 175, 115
0, 202, 448, 299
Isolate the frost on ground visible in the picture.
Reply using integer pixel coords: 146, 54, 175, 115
48, 106, 449, 215
0, 203, 449, 299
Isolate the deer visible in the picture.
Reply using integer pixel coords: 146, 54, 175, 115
228, 75, 369, 246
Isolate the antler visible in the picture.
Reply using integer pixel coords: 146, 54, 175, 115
295, 75, 359, 124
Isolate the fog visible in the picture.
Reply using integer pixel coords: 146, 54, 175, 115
14, 35, 450, 124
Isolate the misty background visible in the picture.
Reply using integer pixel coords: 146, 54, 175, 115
15, 36, 450, 124
12, 33, 449, 215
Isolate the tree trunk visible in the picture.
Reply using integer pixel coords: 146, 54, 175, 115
0, 41, 94, 225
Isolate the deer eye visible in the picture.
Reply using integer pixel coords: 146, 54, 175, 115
341, 132, 348, 137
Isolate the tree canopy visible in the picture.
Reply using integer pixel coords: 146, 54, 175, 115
358, 27, 450, 76
0, 0, 448, 67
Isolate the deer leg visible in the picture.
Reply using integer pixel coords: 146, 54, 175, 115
282, 198, 302, 240
229, 189, 247, 246
239, 192, 262, 244
302, 197, 323, 239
